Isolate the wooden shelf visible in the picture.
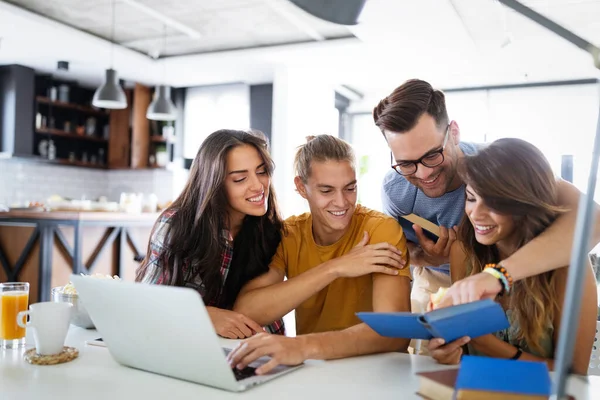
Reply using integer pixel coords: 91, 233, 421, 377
15, 156, 107, 170
55, 159, 107, 169
35, 128, 108, 144
36, 96, 109, 117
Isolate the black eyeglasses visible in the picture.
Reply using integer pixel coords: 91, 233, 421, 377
391, 124, 450, 176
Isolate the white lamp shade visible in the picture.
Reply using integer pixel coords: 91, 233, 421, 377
93, 69, 127, 109
146, 85, 177, 121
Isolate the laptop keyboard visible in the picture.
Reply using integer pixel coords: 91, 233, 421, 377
222, 348, 258, 381
232, 366, 257, 381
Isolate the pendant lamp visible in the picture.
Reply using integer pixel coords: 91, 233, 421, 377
146, 85, 177, 121
93, 0, 127, 109
147, 25, 177, 121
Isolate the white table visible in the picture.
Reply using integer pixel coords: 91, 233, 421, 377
1, 327, 599, 400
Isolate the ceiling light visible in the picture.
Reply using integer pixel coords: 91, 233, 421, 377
147, 25, 176, 121
146, 85, 176, 121
93, 69, 127, 109
93, 0, 127, 109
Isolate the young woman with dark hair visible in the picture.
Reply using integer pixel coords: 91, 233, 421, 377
136, 129, 285, 339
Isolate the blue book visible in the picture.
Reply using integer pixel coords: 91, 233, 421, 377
356, 298, 509, 343
455, 356, 551, 399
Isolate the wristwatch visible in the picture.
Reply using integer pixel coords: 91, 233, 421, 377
510, 347, 523, 360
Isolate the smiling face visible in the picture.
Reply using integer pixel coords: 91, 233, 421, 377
384, 113, 463, 198
295, 160, 357, 245
465, 185, 518, 251
223, 144, 271, 230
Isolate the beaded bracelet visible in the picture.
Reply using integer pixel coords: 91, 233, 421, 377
494, 263, 514, 287
495, 263, 514, 291
482, 268, 507, 296
484, 263, 513, 294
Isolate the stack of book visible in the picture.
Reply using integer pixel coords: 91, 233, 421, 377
416, 356, 557, 400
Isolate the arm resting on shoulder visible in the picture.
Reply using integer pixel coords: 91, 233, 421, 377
233, 264, 338, 326
503, 179, 600, 280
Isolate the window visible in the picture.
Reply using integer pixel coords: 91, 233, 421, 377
183, 84, 250, 159
350, 83, 600, 212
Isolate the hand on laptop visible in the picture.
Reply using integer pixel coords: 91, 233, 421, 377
436, 272, 502, 308
226, 333, 305, 375
206, 307, 264, 339
428, 336, 470, 365
327, 231, 406, 278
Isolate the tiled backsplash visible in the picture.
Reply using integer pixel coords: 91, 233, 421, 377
0, 158, 176, 206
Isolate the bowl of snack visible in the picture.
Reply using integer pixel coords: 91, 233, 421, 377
52, 274, 121, 329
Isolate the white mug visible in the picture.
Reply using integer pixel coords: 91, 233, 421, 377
17, 302, 72, 355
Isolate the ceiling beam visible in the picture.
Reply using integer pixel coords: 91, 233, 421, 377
120, 0, 202, 39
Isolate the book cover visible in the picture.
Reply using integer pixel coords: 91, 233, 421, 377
455, 356, 551, 399
400, 213, 440, 237
416, 369, 458, 400
357, 298, 509, 342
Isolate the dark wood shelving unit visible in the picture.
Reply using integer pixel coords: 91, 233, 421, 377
0, 66, 149, 170
33, 82, 117, 168
35, 128, 108, 143
55, 158, 107, 169
36, 96, 109, 117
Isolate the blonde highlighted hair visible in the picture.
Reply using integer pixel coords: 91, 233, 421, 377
457, 138, 565, 354
294, 135, 355, 182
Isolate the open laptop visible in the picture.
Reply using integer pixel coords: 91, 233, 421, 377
71, 275, 302, 392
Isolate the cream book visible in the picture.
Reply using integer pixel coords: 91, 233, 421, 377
400, 213, 440, 237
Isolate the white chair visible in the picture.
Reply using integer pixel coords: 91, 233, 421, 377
588, 320, 600, 376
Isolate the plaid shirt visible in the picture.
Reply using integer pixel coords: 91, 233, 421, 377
139, 210, 285, 335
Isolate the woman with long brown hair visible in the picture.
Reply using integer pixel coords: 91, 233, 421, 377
136, 129, 285, 339
429, 138, 597, 374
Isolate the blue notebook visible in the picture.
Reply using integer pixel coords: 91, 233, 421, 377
356, 298, 509, 343
456, 356, 551, 396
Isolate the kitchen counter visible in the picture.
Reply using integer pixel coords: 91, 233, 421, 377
0, 210, 160, 221
0, 211, 159, 302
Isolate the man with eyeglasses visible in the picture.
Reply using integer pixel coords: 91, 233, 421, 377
373, 80, 477, 353
373, 79, 600, 354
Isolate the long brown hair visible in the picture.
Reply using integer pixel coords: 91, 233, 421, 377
457, 138, 565, 353
136, 129, 284, 309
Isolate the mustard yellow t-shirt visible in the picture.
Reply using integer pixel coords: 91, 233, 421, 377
270, 204, 410, 335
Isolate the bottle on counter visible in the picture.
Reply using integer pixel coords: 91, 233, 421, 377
47, 140, 56, 161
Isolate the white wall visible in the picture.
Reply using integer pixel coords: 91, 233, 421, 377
271, 65, 338, 218
0, 159, 174, 206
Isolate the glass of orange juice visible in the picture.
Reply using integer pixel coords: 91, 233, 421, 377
1, 282, 30, 349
